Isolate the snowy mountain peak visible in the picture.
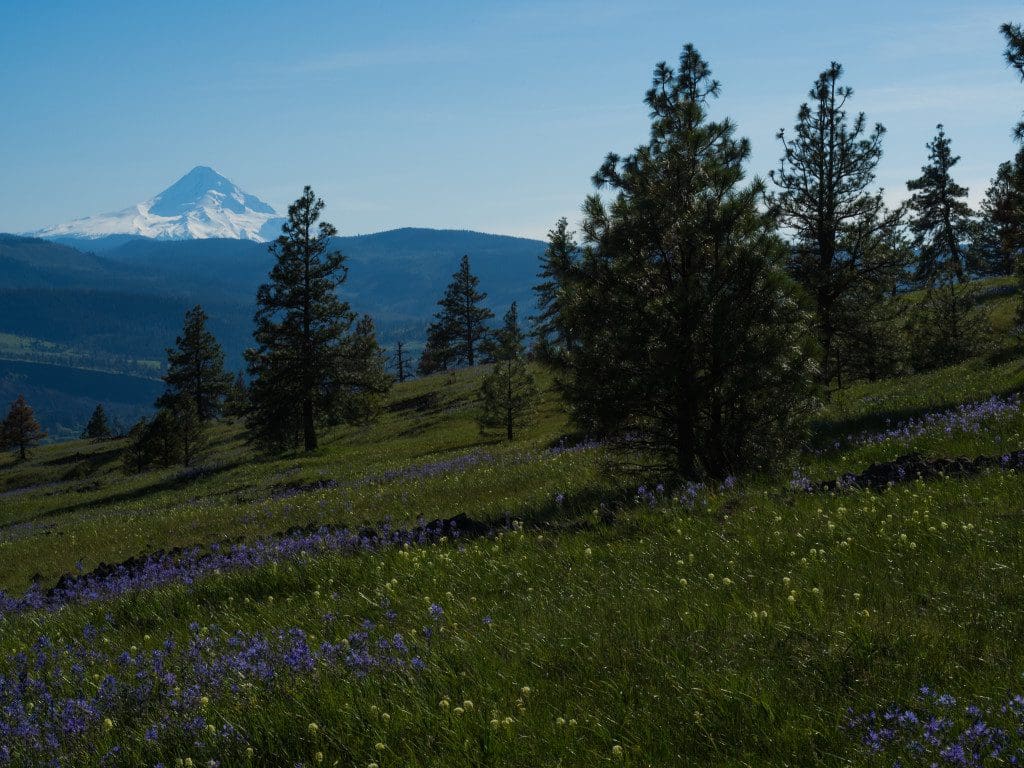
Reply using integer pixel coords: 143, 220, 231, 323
31, 167, 284, 242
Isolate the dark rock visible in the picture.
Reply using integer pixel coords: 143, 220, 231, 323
819, 449, 1024, 492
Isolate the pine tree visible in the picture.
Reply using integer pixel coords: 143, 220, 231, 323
478, 303, 537, 441
531, 218, 579, 363
1003, 21, 1024, 141
1, 395, 47, 461
222, 371, 249, 420
246, 187, 390, 452
424, 255, 494, 369
908, 282, 984, 370
417, 322, 451, 376
906, 125, 974, 285
120, 404, 205, 472
157, 305, 232, 421
974, 150, 1024, 276
554, 44, 818, 479
771, 62, 908, 388
322, 314, 392, 426
394, 341, 410, 383
121, 411, 178, 471
82, 404, 111, 440
1000, 21, 1024, 333
121, 419, 150, 474
174, 402, 205, 467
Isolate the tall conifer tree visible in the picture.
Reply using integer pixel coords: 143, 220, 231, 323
246, 187, 389, 451
394, 341, 410, 383
906, 125, 974, 284
1002, 20, 1024, 332
157, 305, 232, 421
771, 62, 907, 387
417, 322, 451, 376
478, 303, 537, 441
531, 218, 579, 363
553, 44, 817, 479
421, 255, 494, 372
324, 314, 391, 425
974, 151, 1024, 276
1003, 21, 1024, 141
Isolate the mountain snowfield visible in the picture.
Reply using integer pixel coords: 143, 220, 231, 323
30, 166, 285, 242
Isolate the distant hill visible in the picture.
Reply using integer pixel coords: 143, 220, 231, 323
60, 227, 546, 322
0, 234, 140, 289
0, 359, 162, 442
0, 228, 546, 438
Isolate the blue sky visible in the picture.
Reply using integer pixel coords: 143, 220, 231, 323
2, 0, 1022, 239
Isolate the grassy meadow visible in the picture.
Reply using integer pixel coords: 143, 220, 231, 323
2, 283, 1024, 766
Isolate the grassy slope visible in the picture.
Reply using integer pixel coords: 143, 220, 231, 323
1, 283, 1024, 766
0, 365, 599, 591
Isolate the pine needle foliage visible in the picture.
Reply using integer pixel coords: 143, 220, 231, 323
1, 394, 46, 461
530, 218, 579, 363
419, 255, 494, 374
157, 305, 233, 421
906, 125, 974, 285
1003, 21, 1024, 142
246, 187, 390, 452
478, 303, 538, 441
82, 404, 111, 440
974, 151, 1024, 277
771, 62, 908, 387
550, 44, 818, 480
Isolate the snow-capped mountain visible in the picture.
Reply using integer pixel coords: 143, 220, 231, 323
31, 166, 284, 242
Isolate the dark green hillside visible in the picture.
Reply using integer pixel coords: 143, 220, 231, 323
0, 289, 248, 359
334, 228, 545, 320
91, 227, 545, 324
0, 359, 162, 440
0, 230, 546, 437
0, 234, 140, 288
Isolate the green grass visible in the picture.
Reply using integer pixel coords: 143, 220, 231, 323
3, 283, 1024, 765
0, 365, 600, 591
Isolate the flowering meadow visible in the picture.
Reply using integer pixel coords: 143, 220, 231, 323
3, 342, 1024, 764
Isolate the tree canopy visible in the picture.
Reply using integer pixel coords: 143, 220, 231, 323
906, 125, 974, 285
246, 187, 390, 452
157, 305, 233, 421
550, 44, 818, 479
771, 62, 908, 387
419, 255, 494, 374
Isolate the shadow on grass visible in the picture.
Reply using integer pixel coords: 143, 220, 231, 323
386, 391, 440, 415
809, 367, 1024, 452
40, 441, 125, 469
25, 458, 254, 522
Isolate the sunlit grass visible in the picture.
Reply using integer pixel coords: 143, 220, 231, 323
3, 282, 1024, 765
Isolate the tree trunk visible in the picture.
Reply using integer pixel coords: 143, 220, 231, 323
303, 398, 317, 451
506, 364, 514, 441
